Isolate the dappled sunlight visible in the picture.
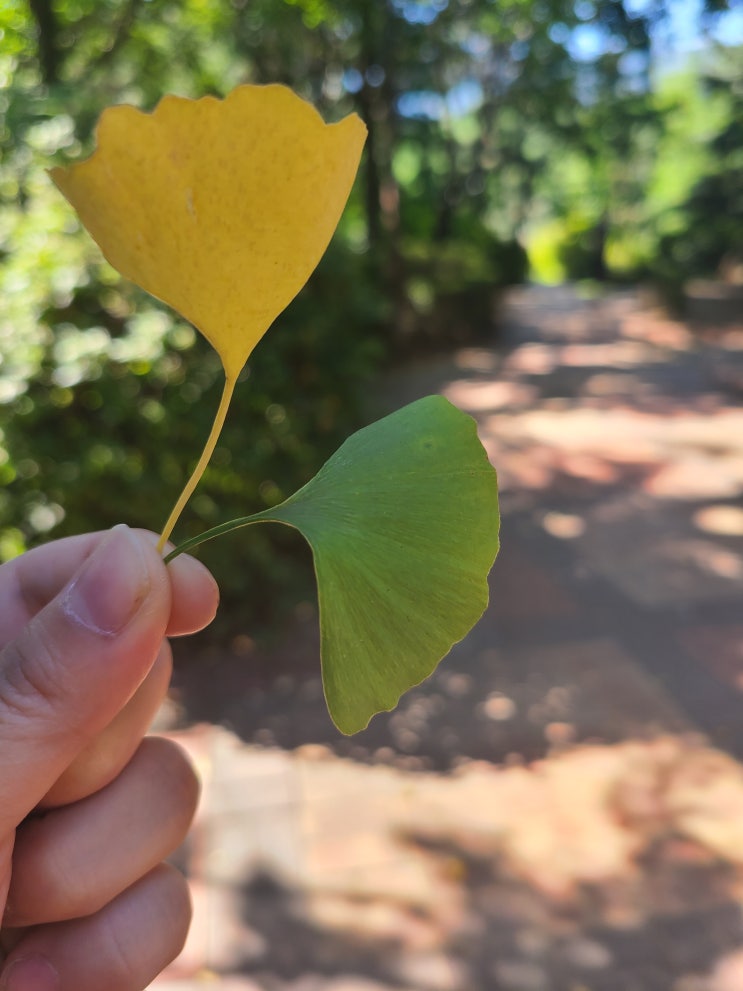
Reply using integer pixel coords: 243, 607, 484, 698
541, 511, 585, 539
480, 404, 743, 502
581, 370, 655, 397
172, 615, 691, 772
709, 329, 743, 351
502, 342, 559, 375
453, 348, 499, 373
553, 339, 661, 369
469, 341, 742, 526
658, 537, 741, 582
165, 724, 743, 990
167, 285, 743, 988
173, 288, 743, 752
647, 453, 743, 500
558, 496, 743, 609
695, 505, 743, 537
440, 291, 743, 528
623, 314, 695, 350
443, 378, 537, 412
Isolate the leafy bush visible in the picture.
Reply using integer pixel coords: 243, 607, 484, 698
653, 121, 743, 293
0, 242, 386, 628
395, 221, 527, 352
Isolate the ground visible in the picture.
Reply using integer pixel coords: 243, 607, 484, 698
153, 284, 743, 991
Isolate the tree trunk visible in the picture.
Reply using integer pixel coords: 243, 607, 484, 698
28, 0, 60, 85
355, 82, 383, 247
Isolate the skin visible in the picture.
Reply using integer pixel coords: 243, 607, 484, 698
0, 525, 219, 991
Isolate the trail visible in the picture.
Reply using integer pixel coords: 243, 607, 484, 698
158, 285, 743, 991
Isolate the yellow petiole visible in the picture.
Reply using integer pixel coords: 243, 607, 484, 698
156, 371, 238, 554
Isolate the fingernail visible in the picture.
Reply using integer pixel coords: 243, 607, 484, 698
62, 524, 151, 636
0, 956, 60, 991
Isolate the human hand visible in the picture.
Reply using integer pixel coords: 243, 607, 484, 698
0, 525, 219, 991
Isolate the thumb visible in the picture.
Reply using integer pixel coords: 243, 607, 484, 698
0, 525, 172, 832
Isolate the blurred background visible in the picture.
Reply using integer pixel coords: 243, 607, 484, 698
1, 0, 741, 605
2, 1, 743, 989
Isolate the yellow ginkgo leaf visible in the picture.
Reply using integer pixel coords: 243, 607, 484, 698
51, 84, 366, 550
51, 84, 367, 381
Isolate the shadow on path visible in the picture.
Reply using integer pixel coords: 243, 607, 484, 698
160, 285, 743, 991
172, 284, 743, 767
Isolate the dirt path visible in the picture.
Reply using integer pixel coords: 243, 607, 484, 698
157, 285, 743, 991
174, 284, 743, 764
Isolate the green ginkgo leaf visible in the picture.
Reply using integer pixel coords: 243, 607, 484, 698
167, 395, 500, 733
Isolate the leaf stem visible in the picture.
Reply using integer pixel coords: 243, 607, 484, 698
157, 371, 238, 554
163, 510, 279, 563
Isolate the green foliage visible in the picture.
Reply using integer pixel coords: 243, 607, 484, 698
648, 49, 743, 293
1, 0, 739, 628
397, 220, 528, 351
167, 396, 500, 733
0, 243, 386, 622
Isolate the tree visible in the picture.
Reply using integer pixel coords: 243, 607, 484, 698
0, 0, 739, 588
